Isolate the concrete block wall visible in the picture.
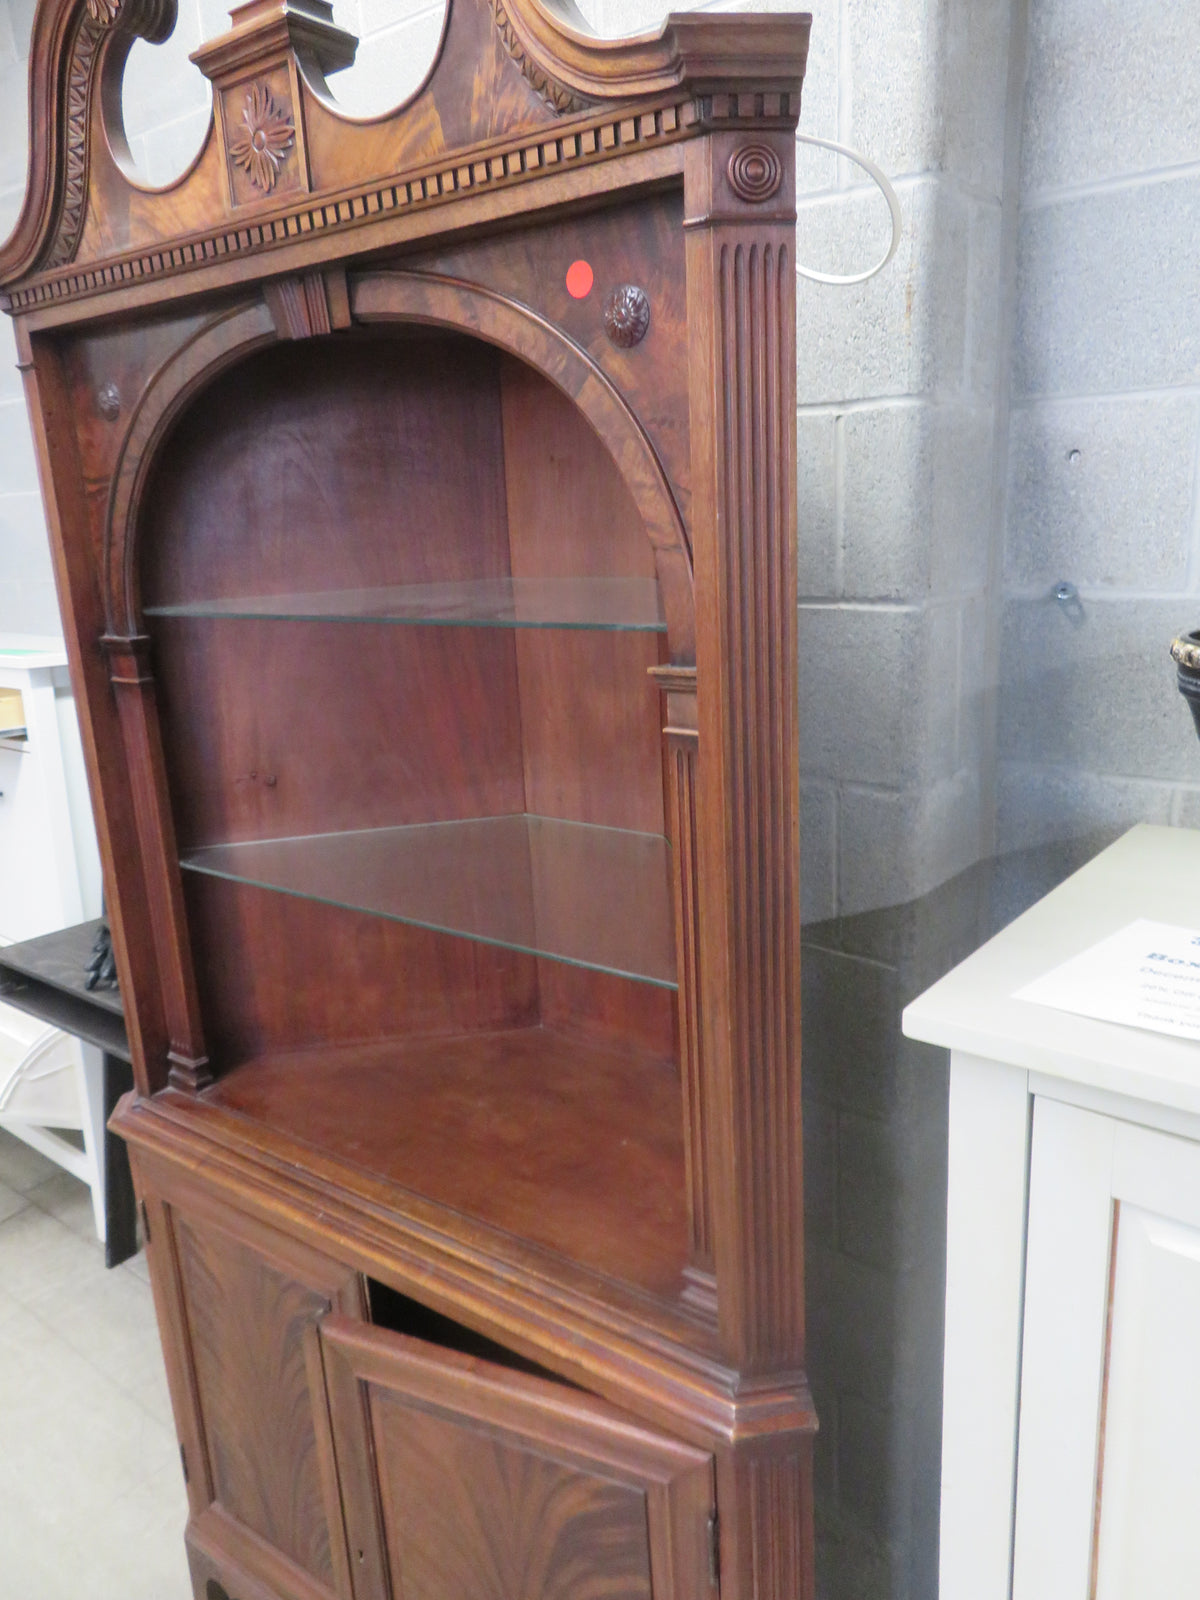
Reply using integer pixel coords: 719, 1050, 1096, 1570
998, 0, 1200, 854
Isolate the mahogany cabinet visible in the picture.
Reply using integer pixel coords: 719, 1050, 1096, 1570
1, 0, 815, 1594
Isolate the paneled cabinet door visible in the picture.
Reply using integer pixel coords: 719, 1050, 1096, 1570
1013, 1098, 1200, 1600
143, 1189, 367, 1600
316, 1315, 718, 1600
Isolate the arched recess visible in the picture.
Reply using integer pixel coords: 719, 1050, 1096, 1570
350, 269, 695, 663
105, 271, 693, 661
104, 298, 277, 636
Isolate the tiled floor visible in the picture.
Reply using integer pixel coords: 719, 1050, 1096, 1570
0, 1129, 191, 1598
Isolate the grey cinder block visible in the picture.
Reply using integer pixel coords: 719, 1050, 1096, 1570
1022, 0, 1200, 195
1004, 396, 1199, 594
1015, 177, 1200, 397
799, 602, 960, 789
797, 409, 839, 599
0, 400, 40, 497
845, 0, 940, 177
800, 779, 837, 926
797, 179, 966, 404
998, 596, 1199, 781
837, 768, 982, 917
996, 763, 1175, 855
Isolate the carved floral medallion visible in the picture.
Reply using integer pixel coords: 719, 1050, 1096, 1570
85, 0, 122, 23
228, 83, 296, 194
603, 285, 650, 348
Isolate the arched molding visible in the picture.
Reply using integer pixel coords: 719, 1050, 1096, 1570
104, 298, 276, 635
351, 268, 695, 661
490, 0, 810, 107
0, 0, 175, 284
103, 274, 692, 657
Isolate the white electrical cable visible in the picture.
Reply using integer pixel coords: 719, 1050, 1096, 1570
794, 134, 902, 286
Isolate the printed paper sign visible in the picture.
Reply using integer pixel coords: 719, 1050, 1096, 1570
1015, 919, 1200, 1043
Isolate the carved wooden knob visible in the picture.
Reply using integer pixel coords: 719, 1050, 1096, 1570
603, 284, 650, 348
96, 381, 121, 420
727, 143, 783, 203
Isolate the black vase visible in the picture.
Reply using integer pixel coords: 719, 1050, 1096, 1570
1171, 631, 1200, 742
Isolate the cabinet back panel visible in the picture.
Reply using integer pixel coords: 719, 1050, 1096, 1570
153, 616, 526, 848
535, 961, 676, 1068
186, 875, 539, 1061
142, 334, 513, 604
501, 358, 667, 838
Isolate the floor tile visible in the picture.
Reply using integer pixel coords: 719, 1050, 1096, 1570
122, 1248, 152, 1285
0, 1127, 59, 1193
0, 1200, 103, 1305
0, 1241, 191, 1596
28, 1165, 100, 1240
0, 1174, 28, 1223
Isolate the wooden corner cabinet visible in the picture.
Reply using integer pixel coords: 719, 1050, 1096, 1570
1, 1, 814, 1595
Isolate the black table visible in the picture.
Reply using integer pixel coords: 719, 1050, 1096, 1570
0, 919, 136, 1267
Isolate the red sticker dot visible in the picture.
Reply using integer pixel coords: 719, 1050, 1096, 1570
565, 259, 594, 299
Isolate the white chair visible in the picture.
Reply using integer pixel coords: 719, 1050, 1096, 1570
0, 637, 105, 1239
0, 986, 107, 1240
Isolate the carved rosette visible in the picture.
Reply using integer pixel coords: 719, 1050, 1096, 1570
603, 285, 650, 348
486, 0, 589, 115
228, 83, 296, 193
727, 142, 783, 203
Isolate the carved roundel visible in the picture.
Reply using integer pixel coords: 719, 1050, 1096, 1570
603, 285, 650, 348
727, 143, 783, 204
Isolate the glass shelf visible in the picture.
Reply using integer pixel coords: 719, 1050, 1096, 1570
145, 576, 666, 632
181, 814, 677, 989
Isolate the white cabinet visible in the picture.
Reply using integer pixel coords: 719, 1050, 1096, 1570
1017, 1101, 1200, 1600
904, 825, 1200, 1600
0, 636, 105, 1233
0, 636, 100, 938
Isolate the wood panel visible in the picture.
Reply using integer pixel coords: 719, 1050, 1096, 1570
141, 333, 514, 606
686, 131, 805, 1374
152, 616, 526, 847
184, 875, 539, 1063
206, 1026, 689, 1299
377, 1405, 656, 1600
499, 351, 673, 1059
535, 961, 677, 1066
416, 195, 692, 523
499, 355, 665, 834
105, 633, 212, 1091
168, 1204, 364, 1596
318, 1314, 716, 1600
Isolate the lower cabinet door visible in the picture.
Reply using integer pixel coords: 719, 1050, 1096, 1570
316, 1314, 717, 1600
142, 1186, 367, 1600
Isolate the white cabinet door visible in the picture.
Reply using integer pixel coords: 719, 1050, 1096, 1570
1014, 1098, 1200, 1600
